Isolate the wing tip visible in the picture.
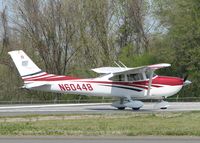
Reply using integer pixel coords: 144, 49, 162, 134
148, 63, 171, 69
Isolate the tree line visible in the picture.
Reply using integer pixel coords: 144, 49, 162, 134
0, 0, 199, 102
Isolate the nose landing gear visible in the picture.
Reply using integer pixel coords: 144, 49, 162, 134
154, 97, 170, 109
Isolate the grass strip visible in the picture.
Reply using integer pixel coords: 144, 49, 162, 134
0, 111, 199, 136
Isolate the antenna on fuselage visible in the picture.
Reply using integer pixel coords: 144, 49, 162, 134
118, 61, 127, 68
114, 61, 127, 69
114, 61, 122, 68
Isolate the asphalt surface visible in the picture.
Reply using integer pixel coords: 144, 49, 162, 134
0, 136, 199, 143
0, 102, 199, 116
0, 103, 199, 142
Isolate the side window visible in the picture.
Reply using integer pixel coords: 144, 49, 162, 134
127, 73, 143, 81
110, 74, 125, 81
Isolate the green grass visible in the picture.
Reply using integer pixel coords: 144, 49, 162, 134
0, 112, 200, 136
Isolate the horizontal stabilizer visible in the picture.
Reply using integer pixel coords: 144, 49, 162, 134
23, 82, 50, 89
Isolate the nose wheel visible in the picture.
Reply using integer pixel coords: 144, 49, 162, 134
154, 100, 170, 110
160, 107, 167, 110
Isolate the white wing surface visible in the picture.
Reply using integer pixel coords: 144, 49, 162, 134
92, 63, 171, 74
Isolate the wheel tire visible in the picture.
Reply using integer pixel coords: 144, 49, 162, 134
160, 107, 167, 110
132, 108, 140, 110
117, 107, 125, 110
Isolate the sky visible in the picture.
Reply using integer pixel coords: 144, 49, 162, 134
0, 0, 6, 11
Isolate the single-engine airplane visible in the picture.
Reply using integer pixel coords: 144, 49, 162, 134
8, 50, 191, 110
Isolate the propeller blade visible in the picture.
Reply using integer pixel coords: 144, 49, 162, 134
183, 74, 188, 82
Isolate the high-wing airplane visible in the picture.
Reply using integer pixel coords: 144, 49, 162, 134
8, 50, 191, 110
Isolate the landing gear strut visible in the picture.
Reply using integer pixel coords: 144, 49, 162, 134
112, 97, 126, 110
117, 98, 126, 110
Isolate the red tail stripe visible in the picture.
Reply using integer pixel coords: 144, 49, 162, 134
25, 75, 57, 81
23, 73, 48, 80
24, 76, 80, 81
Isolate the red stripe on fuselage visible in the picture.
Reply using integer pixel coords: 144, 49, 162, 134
24, 75, 183, 87
23, 73, 48, 80
79, 76, 183, 86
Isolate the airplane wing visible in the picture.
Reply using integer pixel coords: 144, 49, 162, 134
115, 63, 171, 75
92, 63, 171, 74
91, 67, 129, 74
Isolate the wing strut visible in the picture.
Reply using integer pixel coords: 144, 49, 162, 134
146, 70, 154, 96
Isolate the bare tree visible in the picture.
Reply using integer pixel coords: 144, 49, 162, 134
117, 0, 149, 55
1, 6, 9, 54
13, 0, 79, 74
75, 0, 116, 66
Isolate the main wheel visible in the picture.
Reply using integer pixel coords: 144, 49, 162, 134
160, 107, 167, 110
117, 107, 125, 110
132, 108, 140, 110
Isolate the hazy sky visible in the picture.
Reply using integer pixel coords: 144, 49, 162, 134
0, 0, 6, 11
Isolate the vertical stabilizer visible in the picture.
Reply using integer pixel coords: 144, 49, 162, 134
8, 50, 42, 77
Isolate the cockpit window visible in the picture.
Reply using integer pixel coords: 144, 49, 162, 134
110, 74, 125, 81
127, 73, 143, 81
145, 71, 156, 79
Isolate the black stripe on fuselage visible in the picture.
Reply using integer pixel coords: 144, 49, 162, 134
22, 70, 44, 77
101, 84, 143, 92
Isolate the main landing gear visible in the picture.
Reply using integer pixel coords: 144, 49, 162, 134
118, 107, 126, 110
112, 97, 170, 111
113, 98, 126, 110
132, 107, 140, 110
112, 97, 144, 111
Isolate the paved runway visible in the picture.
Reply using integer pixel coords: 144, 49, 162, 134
0, 102, 199, 116
0, 136, 199, 143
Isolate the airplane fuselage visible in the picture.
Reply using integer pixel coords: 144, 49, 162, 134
27, 75, 184, 100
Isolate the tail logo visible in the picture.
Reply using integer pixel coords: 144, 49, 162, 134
22, 60, 28, 66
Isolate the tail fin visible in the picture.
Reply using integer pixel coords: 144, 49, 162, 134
8, 50, 43, 77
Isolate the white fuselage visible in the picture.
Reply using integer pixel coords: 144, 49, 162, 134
30, 75, 184, 100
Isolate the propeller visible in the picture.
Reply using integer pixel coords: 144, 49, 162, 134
183, 74, 188, 82
182, 74, 191, 86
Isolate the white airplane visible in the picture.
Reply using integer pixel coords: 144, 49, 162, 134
8, 50, 191, 110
